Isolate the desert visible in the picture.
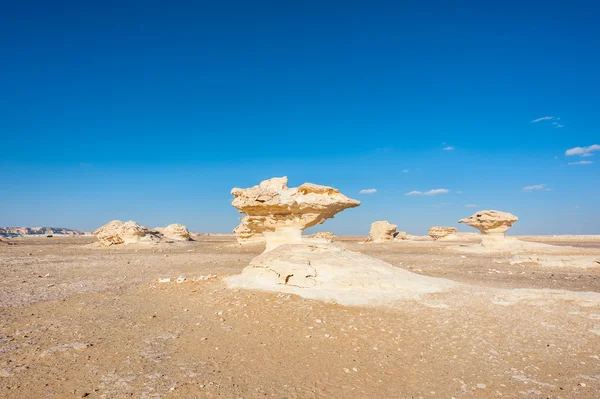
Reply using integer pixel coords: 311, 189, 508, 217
1, 177, 600, 398
3, 3, 600, 398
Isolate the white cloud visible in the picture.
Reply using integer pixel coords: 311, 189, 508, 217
359, 188, 377, 194
568, 160, 593, 165
424, 188, 449, 196
531, 116, 554, 123
552, 122, 564, 128
574, 205, 581, 209
522, 184, 547, 192
442, 146, 454, 151
405, 188, 450, 196
465, 204, 478, 208
402, 169, 409, 173
565, 144, 600, 157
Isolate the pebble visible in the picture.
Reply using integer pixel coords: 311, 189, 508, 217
158, 278, 171, 283
176, 275, 186, 283
477, 383, 486, 389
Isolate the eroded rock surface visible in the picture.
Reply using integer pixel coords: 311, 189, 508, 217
231, 177, 359, 251
226, 243, 457, 306
233, 223, 265, 246
428, 226, 458, 240
459, 210, 518, 248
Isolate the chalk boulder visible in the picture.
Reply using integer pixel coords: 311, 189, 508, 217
367, 221, 397, 243
93, 220, 163, 246
428, 226, 458, 240
459, 210, 518, 248
157, 224, 191, 241
231, 177, 359, 251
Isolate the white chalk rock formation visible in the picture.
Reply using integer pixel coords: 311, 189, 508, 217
93, 220, 162, 246
459, 210, 518, 248
233, 223, 265, 246
225, 243, 457, 306
367, 221, 397, 243
428, 226, 458, 240
231, 177, 359, 251
156, 224, 191, 241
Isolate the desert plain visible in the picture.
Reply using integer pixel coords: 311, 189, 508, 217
1, 233, 600, 399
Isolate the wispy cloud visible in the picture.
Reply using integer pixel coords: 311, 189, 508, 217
565, 144, 600, 157
359, 188, 377, 194
568, 160, 593, 165
405, 188, 450, 196
402, 169, 409, 173
522, 184, 547, 192
552, 122, 564, 128
465, 204, 478, 208
442, 146, 454, 151
531, 116, 554, 123
424, 188, 449, 196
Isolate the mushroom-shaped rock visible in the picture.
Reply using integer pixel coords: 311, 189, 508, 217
459, 210, 518, 248
428, 226, 457, 240
233, 223, 265, 246
367, 221, 397, 243
160, 224, 191, 241
231, 177, 359, 251
93, 220, 162, 246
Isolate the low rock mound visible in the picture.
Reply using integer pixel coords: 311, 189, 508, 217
307, 232, 335, 243
428, 226, 458, 240
225, 243, 457, 306
509, 255, 600, 268
93, 221, 192, 246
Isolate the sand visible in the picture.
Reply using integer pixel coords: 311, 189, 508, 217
1, 235, 600, 398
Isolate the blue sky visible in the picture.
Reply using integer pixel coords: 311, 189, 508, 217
1, 0, 598, 235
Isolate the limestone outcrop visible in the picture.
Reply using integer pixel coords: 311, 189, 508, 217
459, 210, 518, 248
233, 223, 265, 245
428, 226, 458, 240
225, 243, 457, 306
155, 224, 192, 241
367, 221, 397, 243
231, 177, 359, 251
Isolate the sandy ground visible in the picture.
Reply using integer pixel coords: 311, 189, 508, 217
1, 235, 600, 398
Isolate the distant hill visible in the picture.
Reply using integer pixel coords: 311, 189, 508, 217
0, 227, 88, 237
